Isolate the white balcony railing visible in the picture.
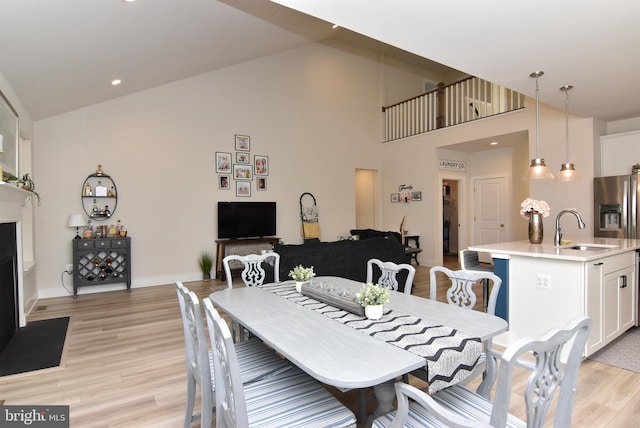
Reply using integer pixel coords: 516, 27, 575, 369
382, 77, 525, 142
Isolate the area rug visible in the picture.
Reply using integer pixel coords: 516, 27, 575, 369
589, 327, 640, 373
0, 317, 69, 377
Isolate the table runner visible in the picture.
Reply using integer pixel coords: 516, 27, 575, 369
260, 282, 482, 393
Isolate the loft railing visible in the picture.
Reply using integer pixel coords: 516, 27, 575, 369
382, 76, 525, 142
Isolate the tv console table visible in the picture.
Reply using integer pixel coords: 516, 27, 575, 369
215, 237, 280, 280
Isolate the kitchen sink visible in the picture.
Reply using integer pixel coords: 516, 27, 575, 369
565, 243, 619, 251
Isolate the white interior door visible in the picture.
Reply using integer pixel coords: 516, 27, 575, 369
474, 176, 507, 262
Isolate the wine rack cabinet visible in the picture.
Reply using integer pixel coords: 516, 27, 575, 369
72, 237, 131, 297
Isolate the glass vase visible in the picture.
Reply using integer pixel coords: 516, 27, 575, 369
528, 212, 544, 244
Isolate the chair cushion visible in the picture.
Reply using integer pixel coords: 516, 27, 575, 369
244, 366, 357, 427
208, 338, 291, 387
373, 384, 525, 428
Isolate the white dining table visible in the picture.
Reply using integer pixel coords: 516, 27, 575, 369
209, 276, 508, 420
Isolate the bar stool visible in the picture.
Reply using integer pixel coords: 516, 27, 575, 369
459, 249, 493, 312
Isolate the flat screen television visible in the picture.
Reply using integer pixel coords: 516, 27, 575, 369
217, 201, 276, 239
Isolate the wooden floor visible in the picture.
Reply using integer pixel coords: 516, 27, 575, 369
1, 257, 639, 427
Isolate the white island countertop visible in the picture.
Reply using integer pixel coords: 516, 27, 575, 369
469, 237, 640, 262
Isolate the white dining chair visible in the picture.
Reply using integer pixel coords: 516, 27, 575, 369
175, 282, 291, 428
366, 258, 416, 294
222, 252, 280, 288
373, 316, 592, 428
202, 297, 357, 428
416, 266, 503, 394
223, 253, 280, 341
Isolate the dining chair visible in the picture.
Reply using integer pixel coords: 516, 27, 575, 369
223, 253, 280, 341
366, 258, 416, 294
202, 297, 358, 428
373, 316, 592, 428
414, 266, 503, 394
459, 249, 494, 311
222, 252, 280, 288
429, 265, 501, 315
175, 282, 291, 428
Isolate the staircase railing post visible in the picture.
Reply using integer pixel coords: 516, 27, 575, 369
436, 82, 445, 129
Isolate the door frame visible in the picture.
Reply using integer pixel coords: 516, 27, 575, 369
438, 174, 466, 264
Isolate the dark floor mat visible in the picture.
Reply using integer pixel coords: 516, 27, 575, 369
0, 317, 69, 377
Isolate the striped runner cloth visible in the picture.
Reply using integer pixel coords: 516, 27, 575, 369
260, 282, 482, 393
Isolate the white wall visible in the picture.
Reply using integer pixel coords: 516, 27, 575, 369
33, 42, 384, 298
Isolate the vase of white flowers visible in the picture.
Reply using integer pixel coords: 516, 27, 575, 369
356, 283, 390, 320
520, 198, 550, 244
288, 265, 315, 292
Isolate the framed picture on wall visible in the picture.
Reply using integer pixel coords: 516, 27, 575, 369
216, 152, 232, 173
235, 134, 250, 151
257, 177, 267, 191
233, 164, 253, 180
218, 175, 230, 190
254, 155, 269, 176
411, 191, 422, 201
236, 152, 250, 164
236, 181, 251, 197
390, 193, 399, 203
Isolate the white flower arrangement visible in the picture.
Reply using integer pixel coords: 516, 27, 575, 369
288, 265, 315, 282
520, 198, 550, 219
356, 283, 390, 307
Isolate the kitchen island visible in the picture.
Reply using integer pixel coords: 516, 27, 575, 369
469, 237, 640, 357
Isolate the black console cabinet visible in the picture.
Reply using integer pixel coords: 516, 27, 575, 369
72, 237, 131, 297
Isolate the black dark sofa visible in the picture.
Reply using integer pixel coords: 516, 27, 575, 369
274, 236, 409, 284
349, 228, 403, 244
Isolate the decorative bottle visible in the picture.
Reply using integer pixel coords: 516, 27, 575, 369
91, 199, 99, 218
115, 219, 122, 236
84, 183, 93, 196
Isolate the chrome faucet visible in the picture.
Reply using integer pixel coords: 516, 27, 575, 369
554, 209, 586, 245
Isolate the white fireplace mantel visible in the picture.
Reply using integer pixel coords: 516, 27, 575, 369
0, 182, 31, 327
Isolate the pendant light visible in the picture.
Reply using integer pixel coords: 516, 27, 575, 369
556, 85, 581, 181
523, 71, 554, 180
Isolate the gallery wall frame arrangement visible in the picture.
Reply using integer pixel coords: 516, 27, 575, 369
217, 134, 271, 194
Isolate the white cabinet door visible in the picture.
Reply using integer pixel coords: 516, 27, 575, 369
603, 269, 621, 343
618, 265, 636, 333
603, 264, 636, 344
585, 260, 604, 355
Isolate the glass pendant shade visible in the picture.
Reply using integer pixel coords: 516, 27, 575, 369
556, 85, 581, 181
523, 158, 555, 180
525, 71, 554, 180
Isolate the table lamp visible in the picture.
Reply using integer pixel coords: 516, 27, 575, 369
68, 214, 87, 239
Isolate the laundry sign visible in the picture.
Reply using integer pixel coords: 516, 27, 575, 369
439, 159, 466, 172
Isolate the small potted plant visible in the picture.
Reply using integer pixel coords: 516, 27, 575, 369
288, 265, 315, 292
198, 251, 214, 281
356, 283, 390, 320
6, 173, 41, 205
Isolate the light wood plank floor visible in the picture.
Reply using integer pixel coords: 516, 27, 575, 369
1, 259, 639, 427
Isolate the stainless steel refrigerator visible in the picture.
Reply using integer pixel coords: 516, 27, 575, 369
594, 175, 640, 238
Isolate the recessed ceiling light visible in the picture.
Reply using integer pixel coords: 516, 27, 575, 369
111, 79, 122, 86
490, 141, 498, 146
123, 0, 136, 3
332, 24, 339, 29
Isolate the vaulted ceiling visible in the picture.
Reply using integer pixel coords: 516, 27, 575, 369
1, 0, 638, 123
